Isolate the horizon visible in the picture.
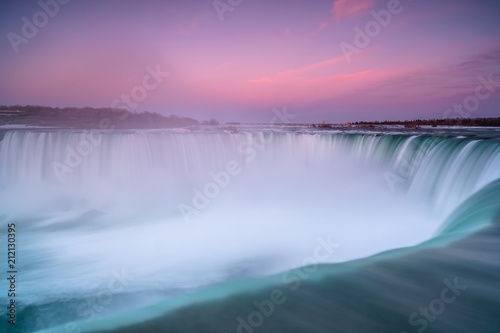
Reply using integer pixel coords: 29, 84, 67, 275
1, 0, 499, 123
2, 104, 500, 125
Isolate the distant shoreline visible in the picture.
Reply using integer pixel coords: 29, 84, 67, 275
1, 105, 499, 129
0, 105, 217, 130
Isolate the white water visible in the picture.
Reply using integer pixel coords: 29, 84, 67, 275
1, 128, 499, 323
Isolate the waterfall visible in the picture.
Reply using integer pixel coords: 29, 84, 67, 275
1, 128, 499, 333
1, 130, 498, 214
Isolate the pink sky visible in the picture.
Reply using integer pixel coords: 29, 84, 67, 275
0, 0, 499, 122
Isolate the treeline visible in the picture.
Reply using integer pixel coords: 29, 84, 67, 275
354, 117, 500, 127
0, 105, 219, 129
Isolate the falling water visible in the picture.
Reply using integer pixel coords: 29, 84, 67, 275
0, 126, 499, 332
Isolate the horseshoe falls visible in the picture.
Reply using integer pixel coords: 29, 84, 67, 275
1, 126, 500, 333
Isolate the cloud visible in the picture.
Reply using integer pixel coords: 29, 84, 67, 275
318, 22, 329, 31
339, 48, 500, 102
331, 0, 375, 22
317, 0, 374, 32
249, 55, 346, 84
223, 49, 500, 113
285, 27, 291, 36
454, 46, 500, 71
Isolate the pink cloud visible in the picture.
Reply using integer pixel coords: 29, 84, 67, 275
279, 56, 344, 77
331, 0, 375, 22
285, 27, 291, 36
318, 22, 329, 31
249, 55, 346, 84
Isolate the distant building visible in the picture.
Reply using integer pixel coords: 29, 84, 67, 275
0, 110, 26, 117
345, 121, 352, 125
